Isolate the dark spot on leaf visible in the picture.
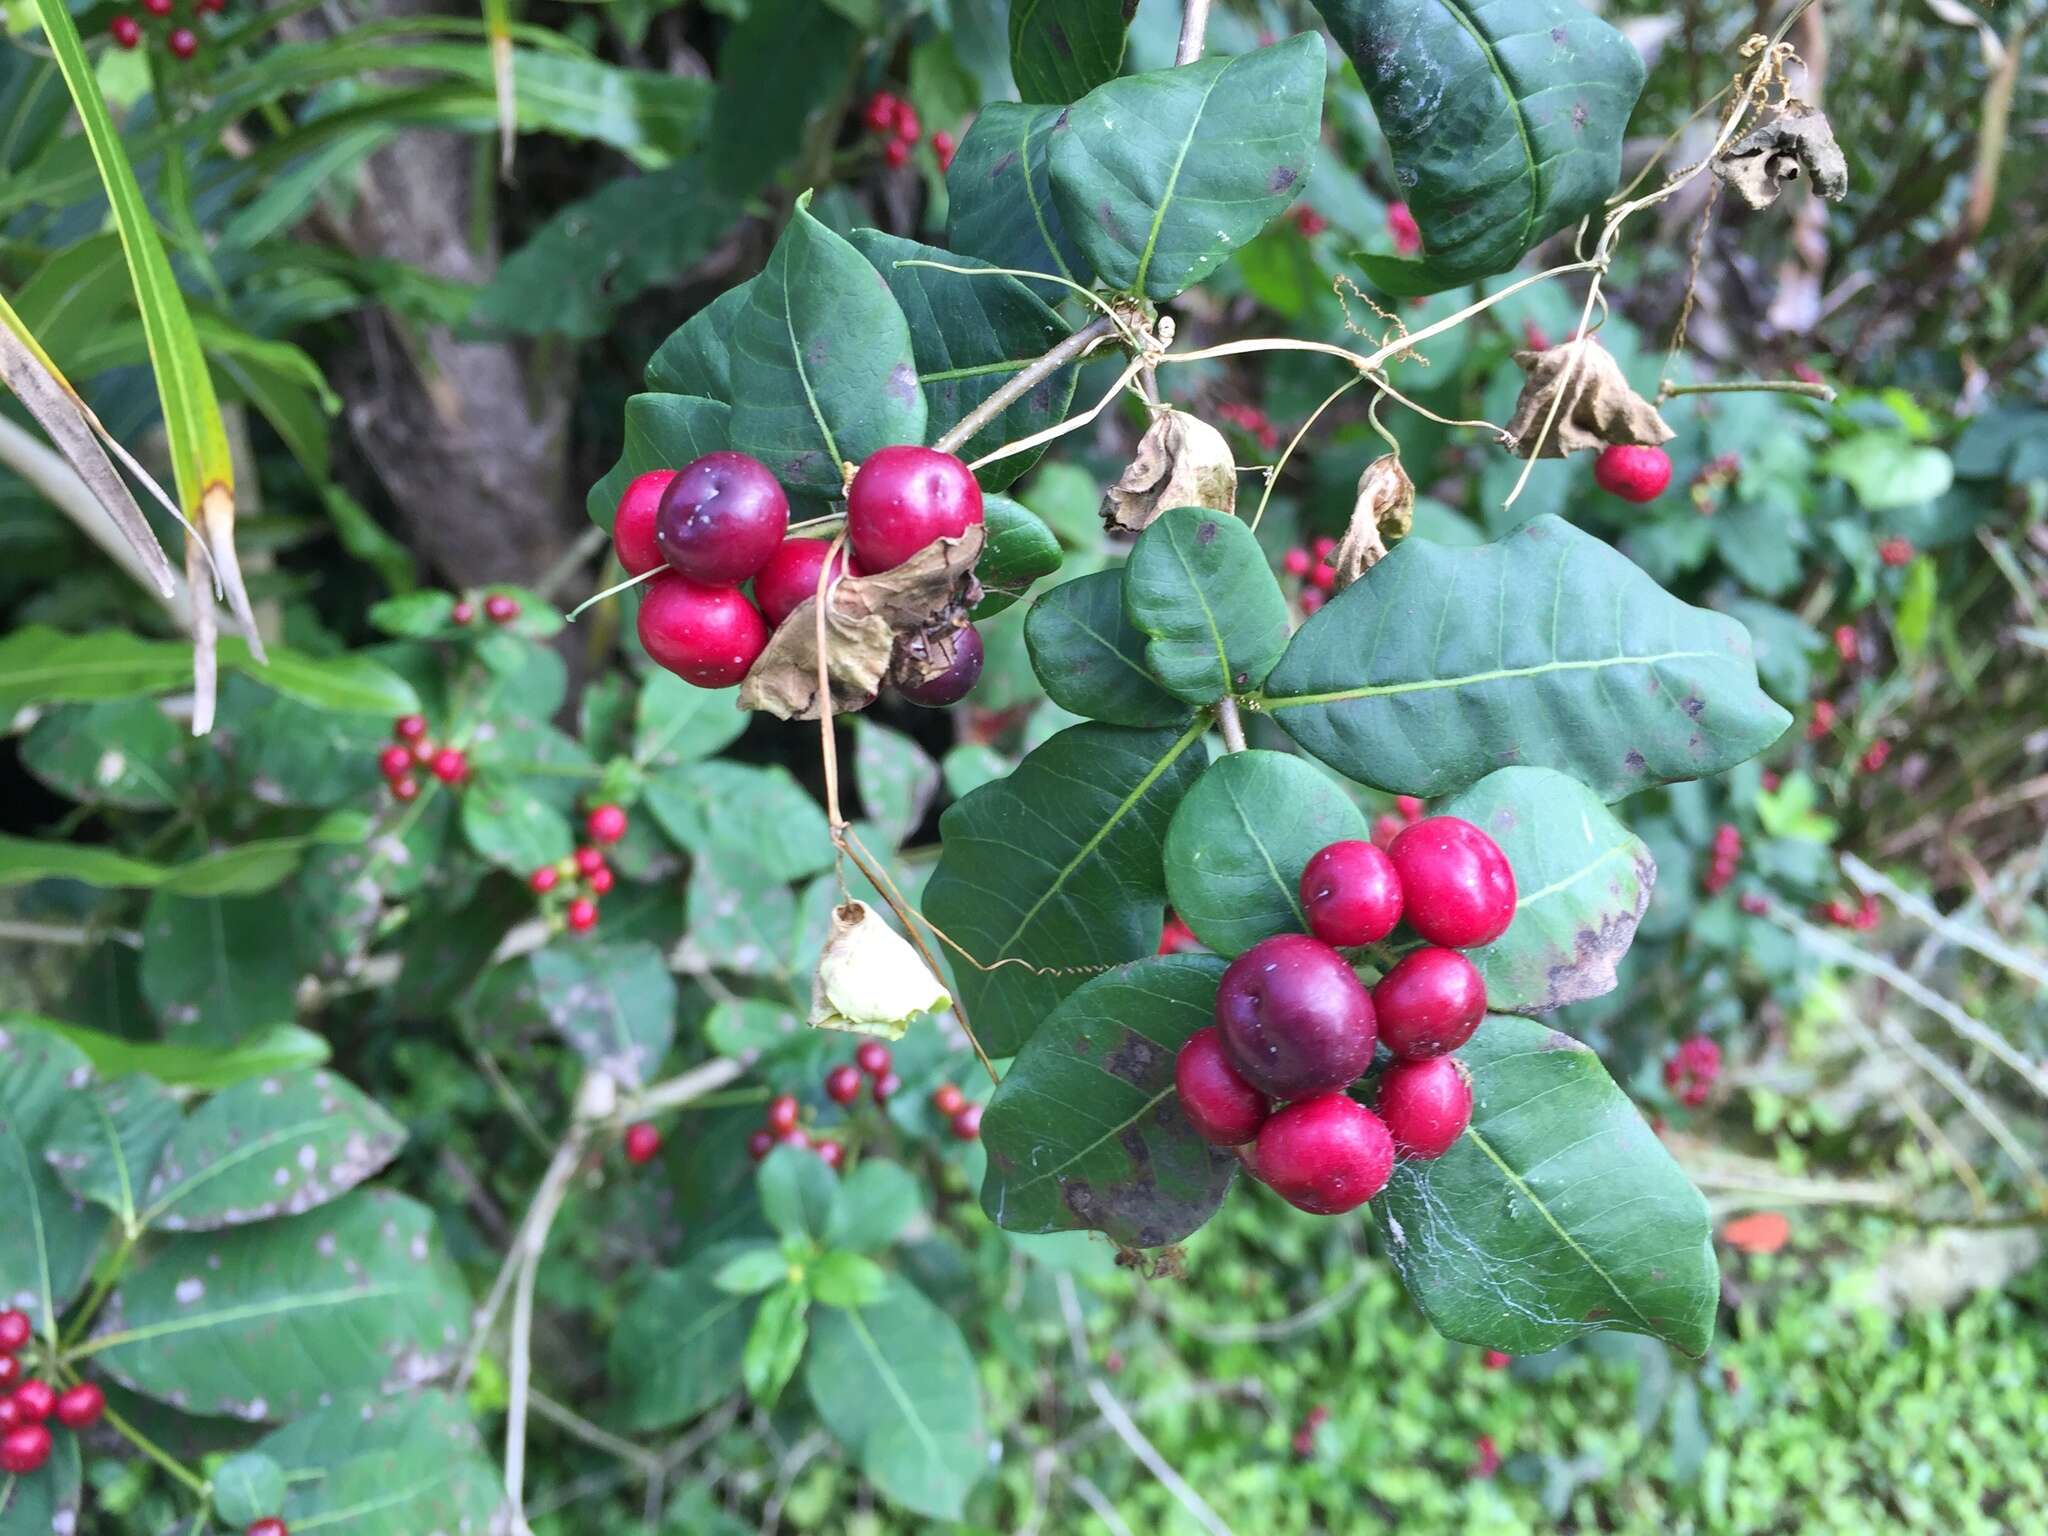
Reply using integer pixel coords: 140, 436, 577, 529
1623, 749, 1647, 774
1195, 520, 1219, 545
1541, 1030, 1590, 1053
1572, 102, 1589, 129
1539, 855, 1653, 1008
1104, 1029, 1166, 1084
1096, 200, 1132, 249
1551, 25, 1567, 42
1268, 165, 1298, 193
1119, 1127, 1150, 1166
805, 337, 830, 368
1053, 107, 1072, 133
1681, 695, 1705, 719
991, 150, 1021, 178
1048, 21, 1073, 58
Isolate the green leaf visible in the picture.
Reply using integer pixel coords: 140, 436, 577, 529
43, 1075, 181, 1233
684, 854, 804, 982
1010, 0, 1135, 101
255, 1391, 502, 1536
0, 1018, 329, 1091
162, 819, 371, 898
804, 1276, 985, 1520
0, 1420, 80, 1533
585, 393, 732, 532
727, 196, 925, 496
758, 1143, 842, 1243
811, 1250, 889, 1308
460, 772, 576, 874
1314, 0, 1646, 294
1025, 569, 1193, 726
209, 1452, 287, 1528
633, 673, 749, 769
611, 1249, 759, 1430
743, 1283, 810, 1408
714, 1246, 791, 1296
705, 0, 861, 195
0, 1027, 107, 1340
20, 699, 190, 808
1124, 508, 1292, 703
1438, 767, 1654, 1012
1381, 1015, 1718, 1356
226, 641, 423, 717
88, 1188, 470, 1420
139, 892, 300, 1044
1162, 751, 1370, 956
923, 719, 1209, 1056
1823, 434, 1955, 510
138, 1068, 405, 1232
826, 1160, 924, 1253
646, 282, 752, 398
1049, 35, 1324, 300
945, 103, 1095, 301
528, 940, 676, 1089
0, 834, 168, 891
848, 230, 1077, 491
0, 625, 193, 712
366, 591, 459, 639
853, 720, 941, 850
1260, 517, 1793, 801
645, 761, 833, 883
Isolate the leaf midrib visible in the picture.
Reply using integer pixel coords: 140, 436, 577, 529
1262, 649, 1725, 710
1435, 0, 1542, 258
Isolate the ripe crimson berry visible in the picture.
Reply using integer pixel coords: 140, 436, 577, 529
766, 1094, 800, 1134
484, 594, 520, 624
111, 14, 141, 46
587, 866, 615, 895
1592, 444, 1673, 503
1387, 201, 1422, 255
637, 573, 770, 688
1807, 699, 1836, 740
1254, 1096, 1394, 1214
1395, 795, 1424, 822
1878, 536, 1914, 568
0, 1424, 51, 1475
825, 1065, 862, 1105
451, 600, 475, 625
882, 137, 910, 168
1300, 839, 1404, 947
752, 538, 856, 629
0, 1356, 17, 1389
1376, 1056, 1473, 1159
1663, 1035, 1721, 1107
0, 1395, 16, 1427
429, 747, 467, 785
1832, 624, 1858, 663
1173, 1027, 1268, 1147
931, 1083, 966, 1117
1312, 536, 1336, 560
655, 453, 789, 585
872, 1072, 902, 1105
377, 745, 413, 780
898, 624, 984, 707
1861, 739, 1891, 774
623, 1123, 661, 1165
933, 130, 956, 171
1299, 589, 1325, 615
846, 446, 984, 573
1283, 547, 1312, 577
565, 898, 598, 934
950, 1103, 983, 1140
1309, 561, 1336, 592
10, 1380, 54, 1424
1483, 1350, 1511, 1370
855, 1041, 891, 1076
586, 804, 628, 846
816, 1139, 845, 1170
54, 1382, 105, 1431
747, 1129, 774, 1161
894, 102, 922, 143
168, 27, 198, 58
1157, 913, 1199, 954
1214, 933, 1376, 1099
1372, 948, 1486, 1060
246, 1521, 290, 1536
142, 0, 171, 13
574, 846, 606, 878
862, 92, 899, 135
0, 1310, 32, 1352
394, 714, 427, 743
1387, 817, 1517, 948
391, 775, 421, 802
529, 866, 558, 894
613, 470, 676, 576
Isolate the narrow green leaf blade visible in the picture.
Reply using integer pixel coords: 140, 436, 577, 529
1124, 508, 1292, 704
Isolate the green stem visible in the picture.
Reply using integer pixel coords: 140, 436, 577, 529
61, 1231, 137, 1353
1657, 378, 1836, 403
102, 1400, 211, 1499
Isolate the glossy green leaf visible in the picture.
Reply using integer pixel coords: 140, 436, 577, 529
20, 699, 190, 809
1124, 508, 1292, 703
585, 393, 732, 531
975, 494, 1066, 617
256, 1391, 504, 1536
0, 1027, 106, 1339
714, 1246, 791, 1296
645, 281, 752, 398
0, 834, 166, 891
743, 1283, 809, 1407
1381, 1015, 1718, 1356
1049, 35, 1324, 300
138, 892, 300, 1044
849, 230, 1077, 490
811, 1250, 889, 1309
982, 954, 1235, 1247
0, 626, 194, 712
1314, 0, 1646, 294
727, 197, 925, 496
528, 940, 676, 1089
758, 1143, 842, 1243
705, 0, 861, 195
646, 761, 833, 883
0, 1018, 329, 1091
945, 103, 1094, 302
225, 640, 422, 717
460, 771, 575, 874
43, 1075, 181, 1233
1439, 767, 1655, 1012
633, 674, 749, 768
139, 1068, 406, 1232
1162, 751, 1370, 956
1260, 517, 1793, 801
1010, 0, 1134, 101
923, 719, 1208, 1056
611, 1248, 759, 1430
853, 720, 941, 849
1025, 569, 1192, 726
209, 1453, 287, 1528
805, 1276, 985, 1519
0, 1421, 80, 1534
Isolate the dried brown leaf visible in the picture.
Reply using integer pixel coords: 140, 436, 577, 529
1331, 454, 1415, 589
1100, 408, 1236, 532
1505, 339, 1675, 459
1712, 100, 1849, 211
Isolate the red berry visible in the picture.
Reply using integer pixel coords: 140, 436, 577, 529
9, 1380, 53, 1424
1372, 948, 1486, 1060
846, 446, 984, 573
613, 470, 676, 576
111, 14, 141, 46
1298, 588, 1325, 615
586, 804, 628, 845
1157, 913, 1200, 954
1283, 547, 1312, 577
1214, 934, 1376, 1100
484, 594, 520, 624
53, 1382, 103, 1430
933, 130, 957, 171
1253, 1096, 1394, 1214
168, 26, 198, 58
529, 866, 559, 894
394, 714, 427, 742
1173, 1027, 1268, 1147
142, 0, 171, 13
871, 1071, 902, 1105
1387, 201, 1422, 255
1293, 205, 1330, 238
565, 898, 598, 934
1376, 1056, 1473, 1159
0, 1395, 15, 1427
816, 1140, 845, 1170
776, 1127, 812, 1150
655, 452, 789, 585
883, 138, 910, 169
1292, 1427, 1316, 1457
1861, 739, 1891, 774
1663, 1035, 1721, 1107
429, 747, 467, 785
766, 1094, 800, 1134
1833, 624, 1858, 664
950, 1103, 983, 1140
1483, 1350, 1511, 1370
1387, 817, 1517, 948
1395, 795, 1425, 823
451, 600, 475, 625
1807, 699, 1837, 740
637, 573, 769, 688
855, 1041, 892, 1076
894, 102, 922, 143
1592, 444, 1673, 503
247, 1522, 290, 1536
574, 845, 606, 877
752, 538, 856, 629
862, 92, 899, 134
0, 1310, 33, 1352
1299, 839, 1404, 947
747, 1129, 774, 1162
0, 1424, 51, 1476
1738, 892, 1770, 916
1879, 536, 1914, 567
931, 1083, 966, 1116
391, 775, 421, 802
826, 1065, 862, 1105
1311, 536, 1337, 560
587, 866, 615, 895
1310, 561, 1337, 592
0, 1357, 16, 1389
377, 744, 413, 780
1471, 1434, 1501, 1479
898, 624, 984, 708
623, 1122, 661, 1165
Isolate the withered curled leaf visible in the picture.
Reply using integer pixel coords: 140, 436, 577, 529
1711, 100, 1849, 211
808, 899, 952, 1040
1331, 454, 1415, 589
738, 525, 984, 721
1101, 407, 1236, 533
1504, 339, 1675, 459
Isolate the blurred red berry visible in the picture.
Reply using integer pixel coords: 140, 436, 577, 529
430, 747, 467, 785
747, 1129, 774, 1161
951, 1102, 983, 1140
1292, 205, 1329, 237
933, 130, 957, 171
1833, 624, 1858, 664
862, 92, 898, 134
1860, 739, 1891, 774
894, 102, 921, 143
1738, 892, 1770, 916
529, 866, 559, 894
1471, 1433, 1501, 1479
1395, 794, 1424, 823
1157, 913, 1199, 954
932, 1083, 966, 1116
1283, 547, 1312, 578
575, 846, 606, 877
167, 27, 198, 58
1482, 1350, 1511, 1370
872, 1071, 902, 1105
1807, 699, 1837, 741
855, 1041, 891, 1076
1878, 536, 1914, 567
623, 1123, 661, 1165
826, 1065, 862, 1105
587, 804, 628, 845
394, 713, 427, 742
1312, 536, 1337, 560
484, 594, 520, 624
378, 745, 413, 779
1387, 201, 1422, 255
883, 138, 910, 169
391, 776, 421, 802
1299, 589, 1325, 614
111, 14, 141, 46
566, 898, 598, 934
1663, 1036, 1722, 1108
587, 866, 615, 895
816, 1139, 845, 1170
451, 599, 475, 625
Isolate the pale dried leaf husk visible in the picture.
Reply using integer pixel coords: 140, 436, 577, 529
1711, 100, 1849, 211
1101, 408, 1236, 532
1505, 339, 1675, 459
808, 899, 952, 1039
1331, 454, 1415, 590
738, 525, 985, 721
888, 612, 976, 695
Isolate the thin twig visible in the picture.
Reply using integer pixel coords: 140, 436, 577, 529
1842, 852, 2048, 991
1173, 1271, 1368, 1345
935, 315, 1117, 455
1175, 0, 1211, 65
1214, 698, 1247, 753
529, 1390, 663, 1474
1657, 377, 1836, 402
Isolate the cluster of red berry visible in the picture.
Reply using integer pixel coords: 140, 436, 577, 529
449, 592, 522, 628
1290, 1403, 1330, 1457
860, 92, 954, 172
611, 446, 986, 705
0, 1311, 101, 1479
376, 714, 466, 802
1215, 400, 1282, 453
1818, 891, 1881, 931
1387, 202, 1422, 256
1878, 536, 1914, 567
1593, 443, 1674, 503
109, 0, 222, 57
1663, 1035, 1722, 1108
1290, 205, 1329, 238
1806, 697, 1890, 775
1371, 791, 1427, 849
1280, 536, 1338, 614
528, 804, 628, 935
1174, 818, 1517, 1215
1701, 821, 1743, 895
